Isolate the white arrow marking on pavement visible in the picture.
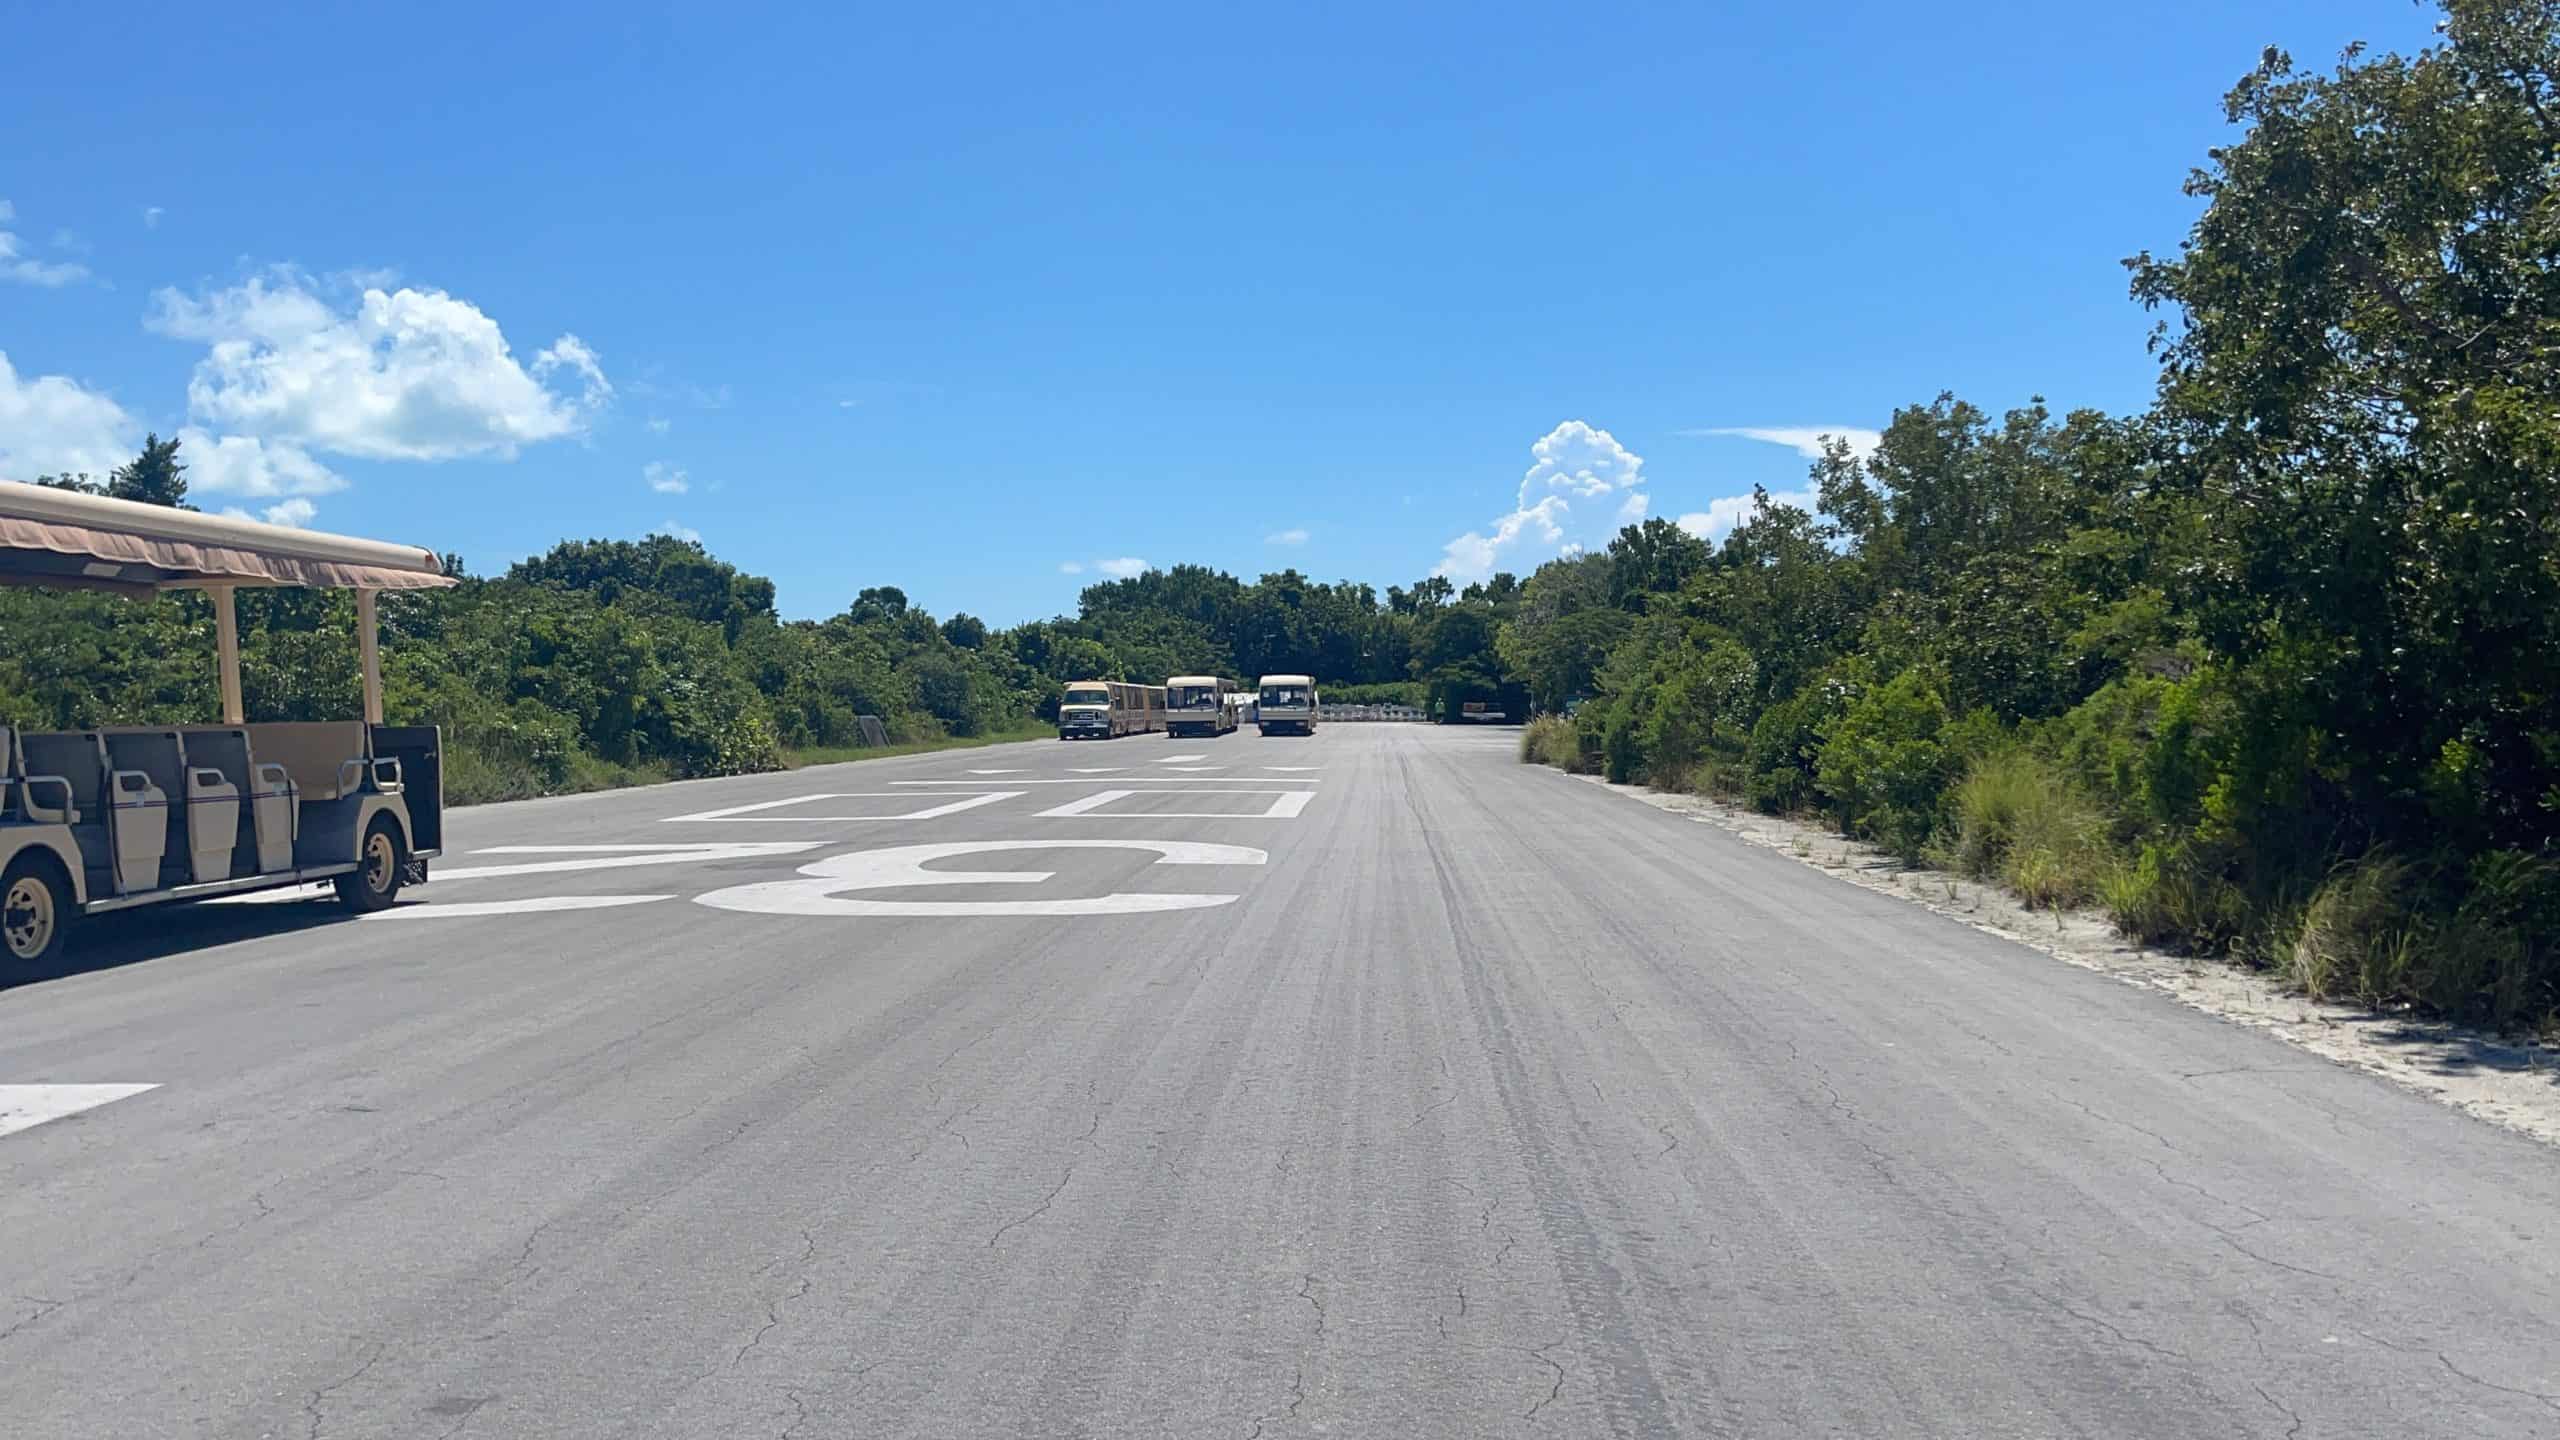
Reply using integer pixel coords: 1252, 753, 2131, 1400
368, 895, 675, 919
435, 842, 821, 881
694, 839, 1266, 917
661, 791, 1019, 823
0, 1084, 160, 1139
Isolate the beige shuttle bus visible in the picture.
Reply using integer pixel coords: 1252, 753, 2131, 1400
1256, 674, 1318, 736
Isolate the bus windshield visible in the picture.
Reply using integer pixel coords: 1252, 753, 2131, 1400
1261, 685, 1309, 707
1169, 684, 1220, 709
1062, 684, 1109, 706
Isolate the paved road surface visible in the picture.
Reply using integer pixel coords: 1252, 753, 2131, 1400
4, 724, 2558, 1438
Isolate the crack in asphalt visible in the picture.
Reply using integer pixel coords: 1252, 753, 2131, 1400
1297, 1274, 1326, 1339
988, 1162, 1080, 1249
1241, 1363, 1306, 1440
1523, 1337, 1567, 1420
2251, 1382, 2304, 1439
1407, 1090, 1457, 1130
302, 1341, 387, 1440
0, 1294, 64, 1345
2030, 1287, 2189, 1362
2437, 1351, 2560, 1415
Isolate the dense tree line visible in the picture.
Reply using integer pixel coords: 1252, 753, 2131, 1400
1518, 1, 2560, 1029
0, 497, 1524, 798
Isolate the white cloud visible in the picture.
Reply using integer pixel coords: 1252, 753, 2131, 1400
1434, 420, 1646, 581
1616, 491, 1649, 523
0, 351, 137, 480
644, 460, 689, 494
216, 496, 322, 528
148, 271, 608, 460
646, 415, 671, 435
1058, 561, 1085, 575
0, 201, 91, 287
143, 206, 164, 229
533, 333, 613, 410
178, 428, 345, 499
1436, 494, 1567, 582
1675, 487, 1820, 544
657, 521, 702, 543
1097, 556, 1148, 579
1684, 425, 1882, 462
1265, 527, 1309, 546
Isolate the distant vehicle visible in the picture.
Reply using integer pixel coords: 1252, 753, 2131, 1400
0, 482, 449, 969
1229, 691, 1259, 725
1057, 680, 1166, 739
1165, 675, 1238, 737
1460, 700, 1510, 722
1256, 674, 1318, 736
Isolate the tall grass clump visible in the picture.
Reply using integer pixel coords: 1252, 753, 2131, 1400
2280, 856, 2413, 1003
1947, 749, 2113, 907
1519, 713, 1583, 770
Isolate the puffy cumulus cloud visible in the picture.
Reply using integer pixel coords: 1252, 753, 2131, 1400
1097, 556, 1149, 579
1434, 421, 1646, 581
0, 200, 90, 287
644, 460, 689, 494
657, 520, 702, 544
179, 428, 345, 500
1685, 425, 1882, 462
148, 272, 610, 460
0, 351, 137, 480
1675, 488, 1821, 544
1265, 527, 1310, 546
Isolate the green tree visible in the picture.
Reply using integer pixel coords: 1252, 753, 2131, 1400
108, 433, 191, 509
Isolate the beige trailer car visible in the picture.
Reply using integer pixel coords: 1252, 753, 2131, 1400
0, 482, 455, 971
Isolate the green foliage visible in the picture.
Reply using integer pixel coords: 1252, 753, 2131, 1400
1814, 670, 1996, 859
1948, 750, 2112, 908
1519, 714, 1581, 770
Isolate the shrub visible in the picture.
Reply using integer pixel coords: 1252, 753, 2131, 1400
1815, 670, 1999, 859
1745, 686, 1841, 814
1601, 700, 1643, 783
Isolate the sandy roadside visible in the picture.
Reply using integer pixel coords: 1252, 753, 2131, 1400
1573, 771, 2560, 1150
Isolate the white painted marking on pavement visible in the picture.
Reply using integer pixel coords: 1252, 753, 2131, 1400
1158, 754, 1208, 763
1066, 767, 1126, 774
1039, 789, 1316, 820
0, 1084, 160, 1139
1039, 790, 1131, 818
1262, 766, 1323, 772
661, 791, 1020, 823
966, 768, 1026, 774
369, 895, 674, 919
694, 839, 1266, 917
892, 777, 1313, 786
436, 842, 820, 881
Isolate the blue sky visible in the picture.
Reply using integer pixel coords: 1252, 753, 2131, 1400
1, 0, 2435, 624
